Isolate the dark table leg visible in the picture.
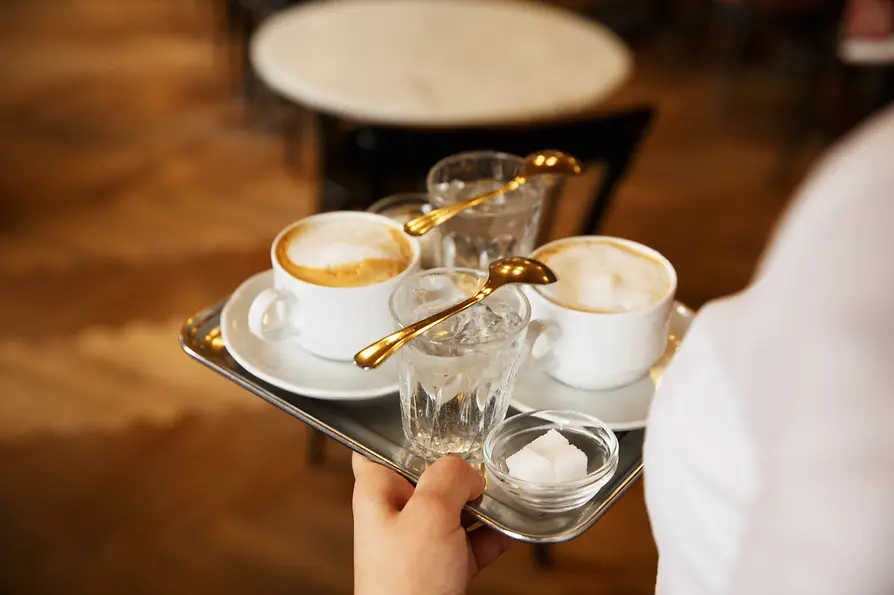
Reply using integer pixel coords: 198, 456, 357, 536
531, 543, 553, 568
307, 429, 327, 467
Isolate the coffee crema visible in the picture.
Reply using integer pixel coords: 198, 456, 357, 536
275, 219, 413, 288
534, 240, 671, 313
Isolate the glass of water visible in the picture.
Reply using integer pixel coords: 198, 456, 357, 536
389, 267, 533, 460
367, 193, 439, 269
427, 151, 545, 270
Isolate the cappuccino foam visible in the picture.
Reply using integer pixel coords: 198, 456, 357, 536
276, 219, 412, 287
535, 241, 671, 313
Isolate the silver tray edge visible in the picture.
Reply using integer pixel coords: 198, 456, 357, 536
178, 297, 649, 544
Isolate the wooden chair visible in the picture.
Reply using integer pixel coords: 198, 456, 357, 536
771, 0, 894, 182
704, 0, 860, 183
709, 0, 845, 118
220, 0, 305, 102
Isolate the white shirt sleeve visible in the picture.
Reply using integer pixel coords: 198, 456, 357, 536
646, 106, 894, 595
723, 108, 894, 595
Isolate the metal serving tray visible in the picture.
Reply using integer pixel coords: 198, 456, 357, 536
180, 297, 651, 544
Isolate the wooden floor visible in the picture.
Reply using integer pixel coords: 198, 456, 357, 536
0, 1, 823, 593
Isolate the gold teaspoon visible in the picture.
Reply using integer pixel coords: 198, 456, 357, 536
353, 257, 557, 370
404, 150, 583, 237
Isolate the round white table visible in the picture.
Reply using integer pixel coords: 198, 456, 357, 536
250, 0, 632, 127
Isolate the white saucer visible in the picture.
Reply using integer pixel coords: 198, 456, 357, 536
510, 303, 695, 431
221, 270, 400, 400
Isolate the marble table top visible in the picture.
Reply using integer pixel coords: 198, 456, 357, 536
251, 0, 632, 126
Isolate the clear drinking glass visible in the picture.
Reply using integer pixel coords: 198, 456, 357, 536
367, 193, 439, 269
427, 151, 545, 270
389, 268, 533, 460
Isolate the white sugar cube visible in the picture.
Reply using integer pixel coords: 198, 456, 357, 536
551, 443, 589, 483
527, 429, 570, 460
506, 447, 554, 483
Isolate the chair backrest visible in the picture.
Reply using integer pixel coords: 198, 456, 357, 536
341, 105, 657, 238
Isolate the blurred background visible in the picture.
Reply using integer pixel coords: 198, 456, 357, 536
0, 0, 891, 593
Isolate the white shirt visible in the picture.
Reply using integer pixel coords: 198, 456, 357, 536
644, 106, 894, 595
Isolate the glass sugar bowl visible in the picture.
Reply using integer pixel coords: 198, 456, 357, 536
483, 409, 619, 513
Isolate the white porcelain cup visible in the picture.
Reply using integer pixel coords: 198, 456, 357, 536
526, 236, 677, 390
247, 211, 421, 361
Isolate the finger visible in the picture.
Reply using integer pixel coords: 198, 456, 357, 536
352, 452, 414, 516
410, 456, 485, 517
468, 527, 514, 572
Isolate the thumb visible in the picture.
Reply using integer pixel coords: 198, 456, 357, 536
408, 456, 485, 521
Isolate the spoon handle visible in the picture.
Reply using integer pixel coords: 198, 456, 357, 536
403, 178, 526, 237
353, 286, 494, 369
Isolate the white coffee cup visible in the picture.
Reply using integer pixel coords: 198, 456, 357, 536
526, 236, 677, 390
248, 211, 421, 361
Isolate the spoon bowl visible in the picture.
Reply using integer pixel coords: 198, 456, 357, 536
404, 150, 583, 237
527, 150, 584, 177
488, 256, 558, 287
353, 257, 557, 369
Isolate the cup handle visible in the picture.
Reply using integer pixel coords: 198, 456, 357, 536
248, 288, 299, 341
524, 319, 560, 371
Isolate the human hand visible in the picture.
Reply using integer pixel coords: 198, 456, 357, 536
352, 452, 513, 595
